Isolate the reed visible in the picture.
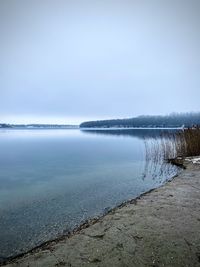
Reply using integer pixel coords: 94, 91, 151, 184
180, 127, 200, 157
168, 127, 200, 158
145, 127, 200, 164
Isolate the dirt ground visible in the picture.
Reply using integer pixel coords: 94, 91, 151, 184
2, 160, 200, 267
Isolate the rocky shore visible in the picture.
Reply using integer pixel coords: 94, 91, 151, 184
2, 159, 200, 267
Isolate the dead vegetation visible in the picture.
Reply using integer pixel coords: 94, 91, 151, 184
145, 127, 200, 164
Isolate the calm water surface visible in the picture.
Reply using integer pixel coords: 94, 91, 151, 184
0, 129, 178, 259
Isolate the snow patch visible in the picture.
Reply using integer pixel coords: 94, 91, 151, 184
185, 157, 200, 164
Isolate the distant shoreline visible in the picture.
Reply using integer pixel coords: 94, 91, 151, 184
0, 126, 182, 130
80, 127, 183, 130
0, 124, 79, 129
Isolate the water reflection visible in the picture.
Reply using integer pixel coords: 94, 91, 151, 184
82, 128, 180, 182
81, 128, 178, 139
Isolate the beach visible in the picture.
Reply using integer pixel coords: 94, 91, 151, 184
2, 159, 200, 267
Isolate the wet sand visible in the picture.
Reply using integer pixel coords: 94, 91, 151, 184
2, 159, 200, 267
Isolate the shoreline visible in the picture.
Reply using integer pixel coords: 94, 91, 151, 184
0, 182, 176, 265
2, 158, 200, 267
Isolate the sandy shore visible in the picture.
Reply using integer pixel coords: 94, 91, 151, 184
2, 160, 200, 267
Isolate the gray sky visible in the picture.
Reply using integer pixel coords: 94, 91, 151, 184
1, 0, 200, 124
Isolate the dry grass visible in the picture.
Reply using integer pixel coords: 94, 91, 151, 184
180, 127, 200, 157
145, 127, 200, 163
171, 127, 200, 158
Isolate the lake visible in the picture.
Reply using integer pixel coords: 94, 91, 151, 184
0, 128, 178, 260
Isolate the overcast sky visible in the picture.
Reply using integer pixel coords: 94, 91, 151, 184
1, 0, 200, 124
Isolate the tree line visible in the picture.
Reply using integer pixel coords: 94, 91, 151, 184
80, 112, 200, 128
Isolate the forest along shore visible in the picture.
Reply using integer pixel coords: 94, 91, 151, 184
2, 158, 200, 267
